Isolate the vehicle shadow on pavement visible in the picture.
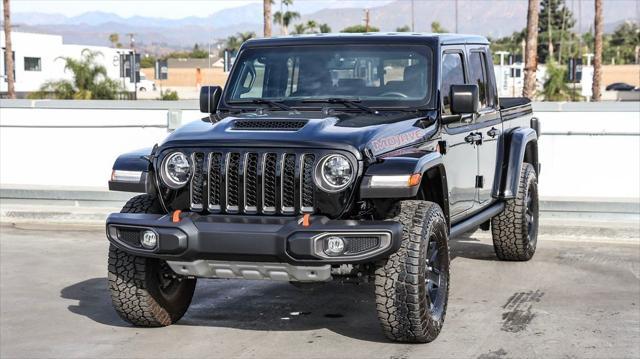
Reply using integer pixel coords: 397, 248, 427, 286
60, 277, 131, 328
59, 238, 499, 341
449, 232, 500, 262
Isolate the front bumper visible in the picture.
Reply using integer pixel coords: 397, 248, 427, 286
106, 212, 403, 267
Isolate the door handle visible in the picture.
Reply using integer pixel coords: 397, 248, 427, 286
464, 132, 483, 145
487, 127, 501, 138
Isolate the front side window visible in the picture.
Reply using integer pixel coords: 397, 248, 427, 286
225, 45, 435, 108
440, 52, 465, 115
24, 57, 41, 72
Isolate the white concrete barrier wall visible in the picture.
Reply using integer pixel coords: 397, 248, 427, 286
1, 100, 638, 201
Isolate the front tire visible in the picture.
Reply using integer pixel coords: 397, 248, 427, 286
108, 194, 196, 327
375, 200, 450, 343
491, 163, 539, 261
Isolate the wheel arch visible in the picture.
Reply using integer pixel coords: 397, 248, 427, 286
496, 127, 538, 199
359, 151, 450, 228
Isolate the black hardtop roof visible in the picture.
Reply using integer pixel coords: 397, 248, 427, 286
242, 32, 489, 48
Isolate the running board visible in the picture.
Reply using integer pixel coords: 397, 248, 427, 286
449, 202, 505, 238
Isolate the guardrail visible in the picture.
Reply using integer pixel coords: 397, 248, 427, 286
1, 100, 639, 201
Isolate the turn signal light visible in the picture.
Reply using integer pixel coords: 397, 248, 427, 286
408, 173, 422, 187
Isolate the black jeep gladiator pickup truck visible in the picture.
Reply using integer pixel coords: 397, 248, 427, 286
106, 33, 540, 343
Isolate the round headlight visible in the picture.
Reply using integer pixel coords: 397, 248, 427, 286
317, 154, 354, 192
160, 152, 191, 189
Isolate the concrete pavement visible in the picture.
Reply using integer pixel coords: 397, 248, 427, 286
1, 224, 638, 358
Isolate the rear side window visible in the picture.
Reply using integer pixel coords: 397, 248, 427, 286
468, 51, 494, 109
441, 53, 465, 115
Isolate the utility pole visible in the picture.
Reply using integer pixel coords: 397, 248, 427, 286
592, 0, 603, 101
127, 33, 137, 100
364, 9, 370, 33
548, 0, 554, 61
411, 0, 415, 32
263, 0, 272, 37
455, 0, 458, 33
3, 0, 15, 99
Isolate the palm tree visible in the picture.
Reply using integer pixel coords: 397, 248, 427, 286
3, 0, 15, 99
523, 0, 540, 99
273, 10, 300, 35
318, 23, 331, 33
31, 49, 122, 100
273, 0, 298, 35
108, 33, 120, 48
431, 21, 448, 33
592, 0, 603, 101
263, 0, 272, 37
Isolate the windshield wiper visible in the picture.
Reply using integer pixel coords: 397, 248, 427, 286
302, 98, 380, 115
229, 99, 296, 112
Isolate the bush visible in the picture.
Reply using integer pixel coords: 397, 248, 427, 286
159, 89, 179, 101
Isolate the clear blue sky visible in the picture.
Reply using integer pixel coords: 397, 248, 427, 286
8, 0, 393, 19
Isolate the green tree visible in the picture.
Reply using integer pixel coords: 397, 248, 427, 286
140, 55, 156, 68
108, 33, 122, 48
191, 43, 209, 58
538, 0, 576, 64
273, 0, 299, 35
318, 23, 331, 33
490, 29, 526, 62
291, 20, 330, 34
341, 24, 379, 33
396, 25, 411, 32
609, 21, 640, 64
30, 49, 122, 100
542, 60, 578, 101
219, 32, 256, 56
430, 21, 448, 33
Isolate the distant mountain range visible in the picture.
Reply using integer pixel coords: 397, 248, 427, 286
10, 0, 637, 53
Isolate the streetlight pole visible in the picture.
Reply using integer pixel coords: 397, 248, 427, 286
411, 0, 415, 32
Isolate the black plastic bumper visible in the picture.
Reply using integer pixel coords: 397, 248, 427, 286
106, 212, 403, 265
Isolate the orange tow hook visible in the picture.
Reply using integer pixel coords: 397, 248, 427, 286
172, 210, 182, 223
302, 213, 311, 227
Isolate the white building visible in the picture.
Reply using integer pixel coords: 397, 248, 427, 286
1, 31, 138, 96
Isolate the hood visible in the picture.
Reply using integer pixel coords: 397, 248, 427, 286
160, 110, 438, 160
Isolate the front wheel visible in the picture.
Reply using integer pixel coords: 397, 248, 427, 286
108, 194, 196, 326
375, 200, 450, 343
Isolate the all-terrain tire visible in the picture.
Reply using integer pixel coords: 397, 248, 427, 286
108, 194, 197, 327
375, 200, 450, 343
491, 163, 539, 261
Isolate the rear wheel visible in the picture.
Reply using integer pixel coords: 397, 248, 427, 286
108, 194, 196, 326
375, 200, 450, 343
491, 163, 539, 261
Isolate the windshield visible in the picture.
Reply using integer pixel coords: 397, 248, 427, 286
224, 45, 434, 109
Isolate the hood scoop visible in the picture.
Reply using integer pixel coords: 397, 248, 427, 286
231, 119, 308, 131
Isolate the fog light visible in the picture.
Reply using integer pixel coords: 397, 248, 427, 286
141, 230, 158, 249
324, 236, 345, 256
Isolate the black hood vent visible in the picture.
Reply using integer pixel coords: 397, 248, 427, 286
232, 119, 308, 131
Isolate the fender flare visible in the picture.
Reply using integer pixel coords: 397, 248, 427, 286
108, 147, 155, 193
359, 151, 446, 198
498, 128, 538, 198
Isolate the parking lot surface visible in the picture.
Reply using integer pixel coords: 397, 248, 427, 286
1, 224, 638, 358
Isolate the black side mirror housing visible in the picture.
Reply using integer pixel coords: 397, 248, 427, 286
450, 84, 479, 115
200, 86, 222, 114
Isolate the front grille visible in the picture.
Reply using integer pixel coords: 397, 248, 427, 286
117, 228, 142, 248
189, 150, 316, 215
345, 237, 381, 255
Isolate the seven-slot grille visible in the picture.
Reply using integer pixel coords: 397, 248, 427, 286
188, 150, 316, 215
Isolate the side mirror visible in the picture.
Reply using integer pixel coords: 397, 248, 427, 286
450, 84, 479, 115
200, 86, 222, 114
